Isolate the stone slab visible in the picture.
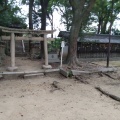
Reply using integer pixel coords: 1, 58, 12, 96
60, 68, 69, 77
97, 67, 117, 73
45, 69, 60, 73
71, 67, 117, 76
24, 73, 44, 78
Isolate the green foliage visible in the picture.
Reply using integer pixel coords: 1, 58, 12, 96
91, 0, 120, 34
48, 38, 62, 53
0, 0, 27, 28
59, 1, 72, 31
113, 28, 120, 35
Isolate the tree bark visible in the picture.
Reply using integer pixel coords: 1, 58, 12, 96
101, 21, 107, 34
97, 17, 103, 34
67, 0, 96, 66
67, 10, 81, 65
29, 0, 34, 54
40, 0, 50, 58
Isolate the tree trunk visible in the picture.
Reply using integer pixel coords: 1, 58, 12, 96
108, 20, 114, 33
40, 0, 50, 58
29, 0, 34, 54
67, 0, 96, 66
101, 21, 107, 34
67, 10, 81, 65
101, 16, 109, 34
97, 17, 103, 34
51, 13, 53, 38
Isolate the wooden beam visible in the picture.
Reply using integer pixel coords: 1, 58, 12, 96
1, 36, 55, 41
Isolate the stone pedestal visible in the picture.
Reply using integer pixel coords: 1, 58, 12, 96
42, 65, 52, 69
7, 66, 18, 71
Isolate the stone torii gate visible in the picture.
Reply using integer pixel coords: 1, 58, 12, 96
0, 26, 55, 71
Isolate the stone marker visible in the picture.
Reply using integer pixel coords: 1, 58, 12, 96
48, 54, 60, 63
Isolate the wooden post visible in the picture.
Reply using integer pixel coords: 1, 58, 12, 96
60, 41, 65, 68
44, 34, 48, 66
7, 32, 18, 71
42, 34, 52, 69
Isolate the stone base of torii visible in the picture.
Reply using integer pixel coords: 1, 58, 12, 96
0, 26, 55, 71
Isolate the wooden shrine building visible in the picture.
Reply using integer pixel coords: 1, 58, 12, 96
58, 31, 120, 58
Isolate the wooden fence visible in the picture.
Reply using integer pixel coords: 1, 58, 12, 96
77, 42, 120, 58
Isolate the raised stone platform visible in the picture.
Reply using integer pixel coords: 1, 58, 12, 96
7, 66, 18, 72
42, 65, 52, 69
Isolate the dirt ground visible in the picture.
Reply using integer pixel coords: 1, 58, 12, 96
0, 57, 120, 120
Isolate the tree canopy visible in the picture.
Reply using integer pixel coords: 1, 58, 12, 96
0, 0, 27, 28
92, 0, 120, 34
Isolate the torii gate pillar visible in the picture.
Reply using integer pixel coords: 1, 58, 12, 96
7, 32, 18, 71
42, 34, 52, 69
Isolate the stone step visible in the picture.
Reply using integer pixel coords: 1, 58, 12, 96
24, 73, 44, 78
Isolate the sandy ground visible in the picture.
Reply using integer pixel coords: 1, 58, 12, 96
0, 57, 120, 120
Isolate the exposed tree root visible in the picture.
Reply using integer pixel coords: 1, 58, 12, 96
67, 58, 82, 69
75, 76, 89, 84
50, 81, 65, 93
95, 87, 120, 102
102, 73, 116, 80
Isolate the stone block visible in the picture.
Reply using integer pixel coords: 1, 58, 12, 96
24, 73, 44, 78
60, 68, 69, 77
48, 54, 60, 63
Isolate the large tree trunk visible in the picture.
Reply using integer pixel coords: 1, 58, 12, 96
97, 17, 103, 34
101, 16, 109, 34
29, 0, 34, 54
67, 10, 81, 65
40, 0, 50, 58
67, 0, 96, 66
97, 22, 101, 34
101, 21, 107, 34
